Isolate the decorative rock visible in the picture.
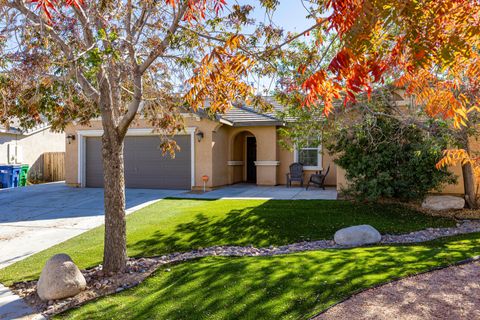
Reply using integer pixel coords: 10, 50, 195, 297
334, 225, 381, 246
422, 195, 465, 211
37, 254, 86, 301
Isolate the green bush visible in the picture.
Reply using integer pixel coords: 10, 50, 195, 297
329, 116, 456, 201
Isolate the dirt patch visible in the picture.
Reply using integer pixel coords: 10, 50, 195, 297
314, 260, 480, 320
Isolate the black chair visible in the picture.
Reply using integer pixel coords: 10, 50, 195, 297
286, 162, 304, 187
306, 165, 330, 190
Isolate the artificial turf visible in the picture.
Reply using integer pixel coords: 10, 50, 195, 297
0, 198, 454, 286
57, 233, 480, 320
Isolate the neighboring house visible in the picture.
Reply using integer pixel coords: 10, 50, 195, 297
64, 101, 337, 190
64, 98, 468, 195
0, 121, 65, 180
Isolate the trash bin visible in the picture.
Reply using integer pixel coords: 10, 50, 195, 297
19, 164, 29, 187
0, 165, 21, 188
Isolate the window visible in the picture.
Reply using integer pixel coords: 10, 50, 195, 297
294, 139, 322, 170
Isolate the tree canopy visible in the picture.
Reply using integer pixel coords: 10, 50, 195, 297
1, 0, 479, 270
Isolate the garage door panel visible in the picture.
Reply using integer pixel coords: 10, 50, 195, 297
85, 135, 191, 189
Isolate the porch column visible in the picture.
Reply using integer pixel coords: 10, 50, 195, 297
255, 127, 279, 185
255, 161, 280, 185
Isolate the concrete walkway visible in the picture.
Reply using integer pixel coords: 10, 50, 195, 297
181, 184, 338, 200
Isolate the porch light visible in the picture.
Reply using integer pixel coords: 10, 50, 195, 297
196, 131, 204, 142
66, 134, 76, 144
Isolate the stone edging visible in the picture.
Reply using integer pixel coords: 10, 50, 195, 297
152, 220, 480, 264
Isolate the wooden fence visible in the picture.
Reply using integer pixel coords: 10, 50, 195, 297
43, 152, 65, 182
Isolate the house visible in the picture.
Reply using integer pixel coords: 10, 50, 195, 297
64, 99, 468, 195
0, 121, 65, 180
64, 101, 337, 190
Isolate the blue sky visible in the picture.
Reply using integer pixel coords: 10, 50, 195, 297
231, 1, 321, 93
235, 0, 317, 33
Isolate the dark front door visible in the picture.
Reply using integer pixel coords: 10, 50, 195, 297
246, 136, 257, 183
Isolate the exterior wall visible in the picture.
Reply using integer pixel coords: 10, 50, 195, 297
276, 143, 337, 186
211, 125, 229, 187
66, 117, 338, 189
226, 126, 279, 185
0, 129, 65, 179
229, 131, 249, 184
65, 116, 213, 188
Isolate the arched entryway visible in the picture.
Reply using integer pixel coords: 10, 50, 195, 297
230, 131, 257, 184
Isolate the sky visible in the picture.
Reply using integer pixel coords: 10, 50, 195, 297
236, 0, 317, 33
232, 1, 321, 93
3, 1, 321, 93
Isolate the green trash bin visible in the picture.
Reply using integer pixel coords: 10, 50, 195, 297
19, 164, 29, 187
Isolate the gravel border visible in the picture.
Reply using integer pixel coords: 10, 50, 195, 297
152, 220, 480, 263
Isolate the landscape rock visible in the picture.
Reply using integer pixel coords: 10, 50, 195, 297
334, 225, 381, 246
422, 195, 465, 211
37, 254, 86, 301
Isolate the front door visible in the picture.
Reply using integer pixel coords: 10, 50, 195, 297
246, 136, 257, 183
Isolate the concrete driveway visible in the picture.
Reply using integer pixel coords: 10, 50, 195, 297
0, 183, 185, 269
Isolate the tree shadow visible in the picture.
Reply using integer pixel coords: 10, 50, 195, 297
60, 234, 480, 319
129, 199, 454, 258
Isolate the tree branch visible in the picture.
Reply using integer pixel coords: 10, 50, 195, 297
138, 1, 189, 74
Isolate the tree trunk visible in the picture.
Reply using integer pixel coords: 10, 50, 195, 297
101, 126, 127, 273
462, 162, 478, 209
460, 128, 478, 209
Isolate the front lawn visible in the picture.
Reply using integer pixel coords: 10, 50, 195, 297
57, 233, 480, 320
0, 199, 454, 286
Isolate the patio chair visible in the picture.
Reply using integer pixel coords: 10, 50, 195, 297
306, 165, 330, 190
286, 162, 304, 187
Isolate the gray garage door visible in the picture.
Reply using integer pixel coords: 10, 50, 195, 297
86, 135, 191, 189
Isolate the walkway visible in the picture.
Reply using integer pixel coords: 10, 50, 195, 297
181, 184, 337, 200
315, 260, 480, 319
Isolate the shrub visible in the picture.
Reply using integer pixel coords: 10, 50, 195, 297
328, 115, 456, 201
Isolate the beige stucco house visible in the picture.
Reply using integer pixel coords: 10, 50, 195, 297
65, 103, 337, 190
64, 101, 468, 195
0, 121, 65, 179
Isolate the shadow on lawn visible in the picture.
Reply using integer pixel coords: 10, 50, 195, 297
129, 199, 453, 258
65, 236, 480, 320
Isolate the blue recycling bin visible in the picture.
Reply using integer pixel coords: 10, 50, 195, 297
0, 165, 21, 188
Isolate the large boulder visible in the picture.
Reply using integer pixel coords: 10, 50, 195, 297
37, 254, 86, 301
422, 195, 465, 211
334, 225, 381, 246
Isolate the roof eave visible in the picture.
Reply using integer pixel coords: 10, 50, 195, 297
231, 121, 284, 127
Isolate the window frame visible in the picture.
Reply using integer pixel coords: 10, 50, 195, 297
294, 143, 322, 171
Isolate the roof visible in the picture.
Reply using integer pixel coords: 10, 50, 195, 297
0, 119, 51, 136
214, 97, 286, 127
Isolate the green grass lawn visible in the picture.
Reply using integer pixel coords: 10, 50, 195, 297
57, 233, 480, 320
0, 199, 454, 286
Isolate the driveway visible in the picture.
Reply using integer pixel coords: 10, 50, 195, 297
0, 183, 184, 269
